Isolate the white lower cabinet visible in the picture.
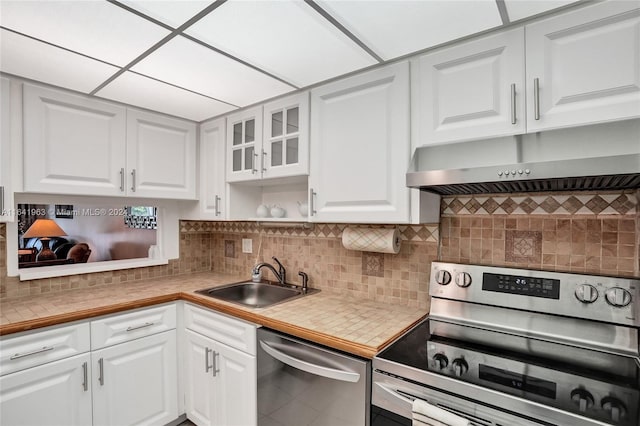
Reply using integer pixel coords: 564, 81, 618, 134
184, 304, 257, 426
92, 331, 178, 426
0, 353, 93, 426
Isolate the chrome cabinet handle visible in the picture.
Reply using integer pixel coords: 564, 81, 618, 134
259, 340, 360, 383
212, 350, 220, 377
130, 169, 136, 192
82, 361, 88, 391
10, 346, 54, 360
309, 188, 317, 216
0, 186, 4, 215
126, 322, 154, 332
98, 358, 104, 386
214, 195, 221, 216
205, 347, 213, 373
261, 149, 267, 173
119, 168, 125, 192
510, 83, 517, 125
251, 152, 258, 174
534, 78, 540, 120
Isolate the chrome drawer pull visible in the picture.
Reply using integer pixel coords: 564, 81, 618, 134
126, 322, 154, 332
10, 346, 54, 360
82, 361, 88, 391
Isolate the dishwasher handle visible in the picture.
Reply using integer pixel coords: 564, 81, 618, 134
259, 340, 360, 383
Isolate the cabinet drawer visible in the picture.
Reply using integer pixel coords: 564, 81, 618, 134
0, 323, 90, 376
91, 303, 176, 350
184, 303, 257, 356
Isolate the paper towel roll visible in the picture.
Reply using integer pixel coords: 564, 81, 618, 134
341, 227, 401, 254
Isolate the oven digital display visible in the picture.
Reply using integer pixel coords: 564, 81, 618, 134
482, 273, 560, 299
479, 365, 556, 399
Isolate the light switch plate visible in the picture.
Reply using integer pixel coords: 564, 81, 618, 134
242, 238, 252, 254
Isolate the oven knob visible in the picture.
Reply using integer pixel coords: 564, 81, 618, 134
601, 397, 627, 423
570, 389, 594, 413
604, 287, 632, 308
432, 353, 448, 370
451, 358, 468, 377
455, 272, 472, 288
574, 284, 598, 303
435, 270, 452, 286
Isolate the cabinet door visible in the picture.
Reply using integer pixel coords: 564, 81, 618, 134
226, 106, 263, 182
262, 92, 309, 180
413, 28, 525, 145
126, 109, 197, 199
309, 61, 411, 223
92, 331, 178, 426
213, 341, 257, 426
526, 1, 640, 131
1, 77, 13, 222
0, 353, 92, 426
198, 118, 227, 219
184, 330, 216, 426
23, 84, 126, 196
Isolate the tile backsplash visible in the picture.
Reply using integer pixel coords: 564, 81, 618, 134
1, 189, 638, 307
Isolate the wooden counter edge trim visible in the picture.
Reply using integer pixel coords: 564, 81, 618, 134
0, 294, 182, 336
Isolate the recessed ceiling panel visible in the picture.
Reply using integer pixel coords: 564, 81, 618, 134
97, 71, 236, 121
0, 29, 119, 93
131, 36, 294, 107
0, 0, 170, 66
315, 0, 503, 60
119, 0, 213, 28
504, 1, 581, 22
185, 0, 377, 87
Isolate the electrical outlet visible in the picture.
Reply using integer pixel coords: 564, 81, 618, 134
242, 238, 253, 254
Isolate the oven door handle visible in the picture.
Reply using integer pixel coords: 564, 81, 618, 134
259, 340, 360, 383
375, 381, 415, 404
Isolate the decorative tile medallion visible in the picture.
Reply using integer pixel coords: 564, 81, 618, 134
505, 230, 542, 263
362, 252, 384, 277
441, 190, 637, 216
224, 240, 235, 258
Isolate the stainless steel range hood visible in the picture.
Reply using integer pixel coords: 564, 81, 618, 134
407, 120, 640, 195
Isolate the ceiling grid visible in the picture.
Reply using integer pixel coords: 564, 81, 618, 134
0, 0, 583, 122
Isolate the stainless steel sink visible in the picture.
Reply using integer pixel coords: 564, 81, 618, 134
195, 280, 318, 308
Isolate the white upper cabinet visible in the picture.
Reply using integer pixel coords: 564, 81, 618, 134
226, 106, 263, 182
23, 83, 196, 199
23, 84, 127, 196
309, 61, 411, 223
1, 77, 13, 222
226, 92, 309, 184
412, 1, 640, 146
126, 109, 196, 199
413, 28, 525, 146
262, 92, 309, 180
186, 117, 227, 220
525, 1, 640, 131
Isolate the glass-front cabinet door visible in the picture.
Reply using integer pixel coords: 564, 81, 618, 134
226, 106, 263, 182
262, 92, 309, 179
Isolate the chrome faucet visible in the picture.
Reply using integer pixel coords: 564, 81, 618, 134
253, 256, 286, 285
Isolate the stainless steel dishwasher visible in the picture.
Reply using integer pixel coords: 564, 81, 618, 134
257, 328, 371, 426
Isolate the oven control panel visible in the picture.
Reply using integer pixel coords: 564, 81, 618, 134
429, 262, 639, 327
426, 340, 639, 426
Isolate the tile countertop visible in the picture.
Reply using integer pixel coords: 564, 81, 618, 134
0, 272, 428, 359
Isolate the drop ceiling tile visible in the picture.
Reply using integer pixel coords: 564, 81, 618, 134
315, 0, 503, 60
119, 0, 213, 28
0, 29, 119, 93
97, 71, 236, 121
131, 35, 294, 107
0, 0, 170, 66
503, 1, 581, 22
185, 0, 377, 87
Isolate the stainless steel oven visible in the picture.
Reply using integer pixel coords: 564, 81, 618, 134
372, 262, 639, 426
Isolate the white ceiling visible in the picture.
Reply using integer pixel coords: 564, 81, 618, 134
0, 0, 584, 122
